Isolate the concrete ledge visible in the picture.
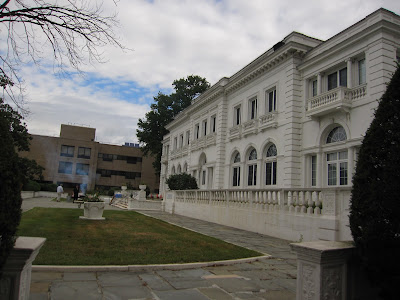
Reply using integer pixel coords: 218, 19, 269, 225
31, 255, 270, 272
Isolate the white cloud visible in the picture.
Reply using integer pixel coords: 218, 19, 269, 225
2, 0, 400, 144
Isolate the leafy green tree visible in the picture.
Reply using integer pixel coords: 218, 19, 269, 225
137, 75, 210, 173
349, 65, 400, 299
0, 97, 29, 276
166, 173, 198, 190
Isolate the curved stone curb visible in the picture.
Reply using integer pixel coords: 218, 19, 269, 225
31, 255, 270, 272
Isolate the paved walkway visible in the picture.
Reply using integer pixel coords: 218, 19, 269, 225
24, 197, 297, 300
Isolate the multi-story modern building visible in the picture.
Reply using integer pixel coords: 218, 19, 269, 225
160, 9, 400, 241
20, 124, 159, 193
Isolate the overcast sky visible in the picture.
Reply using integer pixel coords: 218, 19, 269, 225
4, 0, 400, 145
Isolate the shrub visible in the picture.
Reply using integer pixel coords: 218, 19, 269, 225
350, 65, 400, 299
23, 180, 41, 192
40, 183, 57, 192
166, 173, 198, 190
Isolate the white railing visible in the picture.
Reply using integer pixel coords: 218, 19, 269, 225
174, 188, 327, 216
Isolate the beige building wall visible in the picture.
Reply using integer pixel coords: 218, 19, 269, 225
20, 125, 159, 193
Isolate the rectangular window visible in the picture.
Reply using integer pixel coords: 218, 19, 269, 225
58, 161, 73, 174
358, 59, 366, 85
234, 106, 241, 125
186, 130, 190, 145
265, 162, 277, 185
179, 134, 184, 148
60, 145, 74, 157
311, 155, 317, 186
267, 89, 276, 112
174, 137, 177, 150
211, 115, 216, 133
248, 164, 257, 186
202, 170, 206, 185
78, 147, 91, 159
76, 163, 89, 175
328, 72, 337, 91
195, 124, 200, 139
249, 98, 257, 120
102, 154, 113, 161
327, 151, 348, 186
339, 68, 347, 87
203, 120, 207, 136
312, 80, 317, 97
233, 166, 240, 187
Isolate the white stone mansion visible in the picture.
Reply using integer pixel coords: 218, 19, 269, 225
160, 8, 400, 242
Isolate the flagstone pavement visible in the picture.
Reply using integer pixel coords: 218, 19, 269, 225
23, 197, 298, 300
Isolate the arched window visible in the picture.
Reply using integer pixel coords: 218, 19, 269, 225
232, 152, 241, 187
171, 166, 176, 175
177, 164, 181, 174
183, 163, 188, 173
265, 144, 277, 185
326, 126, 348, 186
247, 148, 257, 186
326, 126, 347, 143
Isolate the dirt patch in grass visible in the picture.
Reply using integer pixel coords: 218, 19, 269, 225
18, 207, 261, 265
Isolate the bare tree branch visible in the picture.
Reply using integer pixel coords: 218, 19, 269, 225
0, 0, 125, 109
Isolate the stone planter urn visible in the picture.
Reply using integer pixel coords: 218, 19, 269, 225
139, 185, 146, 201
79, 202, 105, 220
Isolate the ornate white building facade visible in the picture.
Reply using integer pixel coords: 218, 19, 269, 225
160, 9, 400, 241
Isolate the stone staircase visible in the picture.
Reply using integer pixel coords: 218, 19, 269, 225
110, 198, 128, 210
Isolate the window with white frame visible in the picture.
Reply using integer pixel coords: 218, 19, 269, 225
358, 58, 366, 85
328, 67, 347, 90
195, 124, 200, 139
179, 134, 184, 148
311, 155, 317, 186
186, 130, 190, 145
266, 88, 277, 112
203, 120, 207, 136
211, 115, 216, 133
249, 97, 257, 120
312, 80, 318, 97
265, 144, 277, 185
232, 152, 241, 187
326, 126, 348, 186
174, 137, 178, 150
234, 105, 241, 125
247, 148, 257, 186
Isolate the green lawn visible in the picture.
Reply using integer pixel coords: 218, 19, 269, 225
18, 207, 261, 265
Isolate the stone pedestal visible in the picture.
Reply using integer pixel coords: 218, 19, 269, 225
0, 237, 46, 300
138, 185, 146, 201
79, 202, 105, 220
290, 241, 354, 300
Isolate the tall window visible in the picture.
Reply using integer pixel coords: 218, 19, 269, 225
265, 144, 277, 185
58, 161, 72, 174
328, 68, 347, 90
174, 137, 178, 150
326, 126, 348, 186
267, 89, 277, 112
186, 131, 190, 145
78, 147, 91, 159
311, 155, 317, 186
179, 134, 184, 148
202, 170, 206, 185
232, 152, 241, 187
358, 59, 366, 85
249, 97, 257, 120
76, 163, 89, 175
211, 115, 216, 133
312, 80, 317, 97
234, 105, 241, 125
327, 151, 348, 186
60, 145, 74, 157
203, 120, 207, 136
247, 149, 257, 186
195, 124, 200, 139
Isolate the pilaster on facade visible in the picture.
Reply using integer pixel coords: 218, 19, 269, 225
283, 58, 303, 188
214, 94, 228, 189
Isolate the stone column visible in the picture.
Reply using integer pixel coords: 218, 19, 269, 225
317, 73, 323, 95
0, 237, 46, 300
346, 58, 353, 88
290, 241, 354, 300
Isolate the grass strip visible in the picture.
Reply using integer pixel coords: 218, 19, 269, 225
18, 207, 261, 265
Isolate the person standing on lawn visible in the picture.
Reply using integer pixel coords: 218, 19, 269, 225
57, 184, 63, 202
73, 185, 80, 202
